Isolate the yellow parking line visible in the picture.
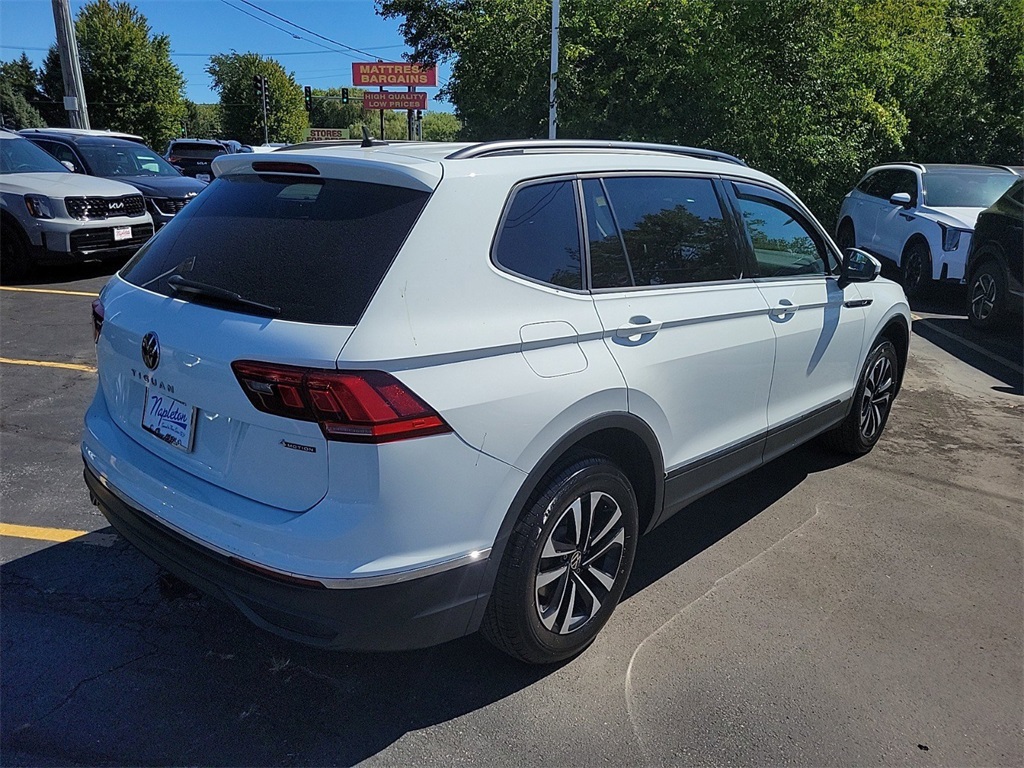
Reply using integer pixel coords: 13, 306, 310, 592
0, 522, 87, 543
0, 286, 99, 297
0, 357, 96, 373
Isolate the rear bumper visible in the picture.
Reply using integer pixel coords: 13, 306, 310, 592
84, 463, 491, 651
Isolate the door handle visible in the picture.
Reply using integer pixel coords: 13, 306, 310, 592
772, 299, 798, 319
615, 316, 662, 338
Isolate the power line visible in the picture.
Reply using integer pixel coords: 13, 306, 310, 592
230, 0, 400, 62
217, 0, 341, 56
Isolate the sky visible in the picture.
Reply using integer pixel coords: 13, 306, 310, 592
0, 0, 453, 111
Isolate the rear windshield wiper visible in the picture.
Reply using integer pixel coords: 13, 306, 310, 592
166, 275, 281, 318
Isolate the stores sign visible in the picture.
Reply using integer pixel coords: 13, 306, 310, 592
352, 63, 437, 87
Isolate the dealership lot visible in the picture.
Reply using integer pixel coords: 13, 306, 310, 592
1, 269, 1021, 766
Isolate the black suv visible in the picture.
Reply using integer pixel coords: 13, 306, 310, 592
164, 139, 228, 182
22, 130, 207, 230
965, 179, 1024, 329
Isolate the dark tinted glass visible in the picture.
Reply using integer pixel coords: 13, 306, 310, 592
494, 181, 582, 290
121, 175, 429, 325
0, 137, 69, 174
602, 176, 736, 285
80, 144, 180, 177
582, 179, 631, 288
736, 195, 825, 276
923, 170, 1017, 208
867, 169, 917, 202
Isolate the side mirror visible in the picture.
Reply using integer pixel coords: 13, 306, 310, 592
60, 160, 78, 172
889, 192, 912, 208
838, 247, 881, 289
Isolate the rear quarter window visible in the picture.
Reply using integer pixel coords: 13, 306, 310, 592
120, 174, 429, 325
492, 180, 583, 290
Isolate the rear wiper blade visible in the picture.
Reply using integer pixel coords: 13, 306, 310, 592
166, 275, 281, 317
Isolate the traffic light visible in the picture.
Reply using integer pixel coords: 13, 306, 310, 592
253, 74, 269, 116
304, 85, 312, 112
341, 88, 349, 105
416, 110, 422, 121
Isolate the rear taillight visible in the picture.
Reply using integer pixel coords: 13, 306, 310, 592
231, 361, 452, 444
91, 299, 104, 343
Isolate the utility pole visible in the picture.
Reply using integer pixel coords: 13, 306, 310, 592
51, 0, 89, 129
548, 0, 559, 139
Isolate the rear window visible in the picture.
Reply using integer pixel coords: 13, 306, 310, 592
168, 143, 226, 158
121, 174, 429, 325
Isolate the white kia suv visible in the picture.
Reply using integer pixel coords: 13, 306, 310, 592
1, 129, 155, 280
82, 139, 910, 663
835, 163, 1019, 297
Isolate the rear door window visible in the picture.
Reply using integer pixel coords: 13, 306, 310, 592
121, 174, 429, 325
493, 180, 582, 290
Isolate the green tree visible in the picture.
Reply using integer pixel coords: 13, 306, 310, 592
309, 86, 365, 130
0, 82, 46, 129
0, 54, 46, 128
381, 0, 1024, 224
207, 52, 307, 145
183, 101, 223, 139
422, 110, 460, 140
39, 0, 186, 148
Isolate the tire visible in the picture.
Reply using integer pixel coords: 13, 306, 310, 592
900, 241, 931, 300
966, 259, 1007, 330
0, 224, 32, 283
482, 453, 639, 664
820, 340, 899, 456
836, 220, 855, 252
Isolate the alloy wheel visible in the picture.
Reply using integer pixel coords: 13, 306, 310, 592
970, 273, 997, 322
535, 490, 626, 635
859, 354, 895, 442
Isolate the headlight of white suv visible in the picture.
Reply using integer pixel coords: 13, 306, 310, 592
939, 222, 968, 251
24, 194, 54, 219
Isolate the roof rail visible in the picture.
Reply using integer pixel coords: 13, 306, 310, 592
878, 161, 927, 171
445, 140, 747, 167
982, 164, 1020, 174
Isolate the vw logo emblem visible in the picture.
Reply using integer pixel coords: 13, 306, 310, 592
569, 551, 582, 571
141, 332, 160, 370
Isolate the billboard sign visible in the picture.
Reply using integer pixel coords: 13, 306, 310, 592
362, 91, 428, 111
352, 62, 437, 87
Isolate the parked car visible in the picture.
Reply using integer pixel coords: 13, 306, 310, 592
163, 139, 228, 182
83, 139, 910, 663
836, 163, 1020, 297
19, 126, 146, 144
21, 129, 206, 230
1, 129, 153, 280
965, 178, 1023, 329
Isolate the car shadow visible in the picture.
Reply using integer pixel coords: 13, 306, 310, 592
912, 315, 1022, 394
0, 257, 126, 287
0, 443, 852, 766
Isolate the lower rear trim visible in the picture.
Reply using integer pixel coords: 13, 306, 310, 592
84, 464, 492, 651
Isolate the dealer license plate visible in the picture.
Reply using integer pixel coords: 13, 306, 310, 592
113, 225, 132, 241
141, 387, 196, 451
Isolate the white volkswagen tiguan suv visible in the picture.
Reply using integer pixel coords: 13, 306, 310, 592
83, 140, 910, 663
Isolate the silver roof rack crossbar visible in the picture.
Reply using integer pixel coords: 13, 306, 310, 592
445, 139, 747, 166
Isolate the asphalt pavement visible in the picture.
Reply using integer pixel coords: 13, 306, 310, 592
1, 266, 1021, 767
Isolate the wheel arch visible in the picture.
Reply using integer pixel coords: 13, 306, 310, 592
967, 243, 1007, 283
902, 233, 930, 262
876, 314, 910, 395
1, 209, 29, 243
467, 413, 664, 633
